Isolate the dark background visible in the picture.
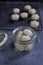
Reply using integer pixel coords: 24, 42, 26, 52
0, 0, 43, 2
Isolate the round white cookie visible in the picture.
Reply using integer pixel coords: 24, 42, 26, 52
23, 29, 33, 37
15, 43, 24, 51
11, 14, 19, 21
20, 12, 28, 18
24, 5, 31, 11
16, 31, 23, 41
31, 14, 39, 20
13, 8, 20, 14
29, 8, 36, 14
24, 44, 33, 51
30, 21, 39, 28
20, 35, 31, 41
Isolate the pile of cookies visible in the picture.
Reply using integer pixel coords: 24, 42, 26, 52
11, 5, 39, 29
16, 29, 33, 42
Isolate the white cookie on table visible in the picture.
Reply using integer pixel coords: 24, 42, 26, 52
20, 12, 28, 18
11, 14, 19, 21
30, 21, 39, 28
31, 14, 39, 20
13, 8, 20, 14
29, 8, 36, 14
24, 5, 31, 11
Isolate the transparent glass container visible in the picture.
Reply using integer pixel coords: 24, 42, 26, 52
12, 26, 36, 52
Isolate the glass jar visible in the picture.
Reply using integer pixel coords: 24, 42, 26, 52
12, 26, 36, 52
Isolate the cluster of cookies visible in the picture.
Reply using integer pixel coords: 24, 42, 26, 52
11, 5, 39, 28
16, 29, 33, 42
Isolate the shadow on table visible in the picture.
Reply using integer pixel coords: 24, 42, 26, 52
4, 42, 29, 62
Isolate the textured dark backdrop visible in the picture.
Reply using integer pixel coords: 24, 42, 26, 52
0, 2, 43, 65
0, 0, 43, 2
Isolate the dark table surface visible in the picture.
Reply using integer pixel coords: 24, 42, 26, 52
0, 2, 43, 65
